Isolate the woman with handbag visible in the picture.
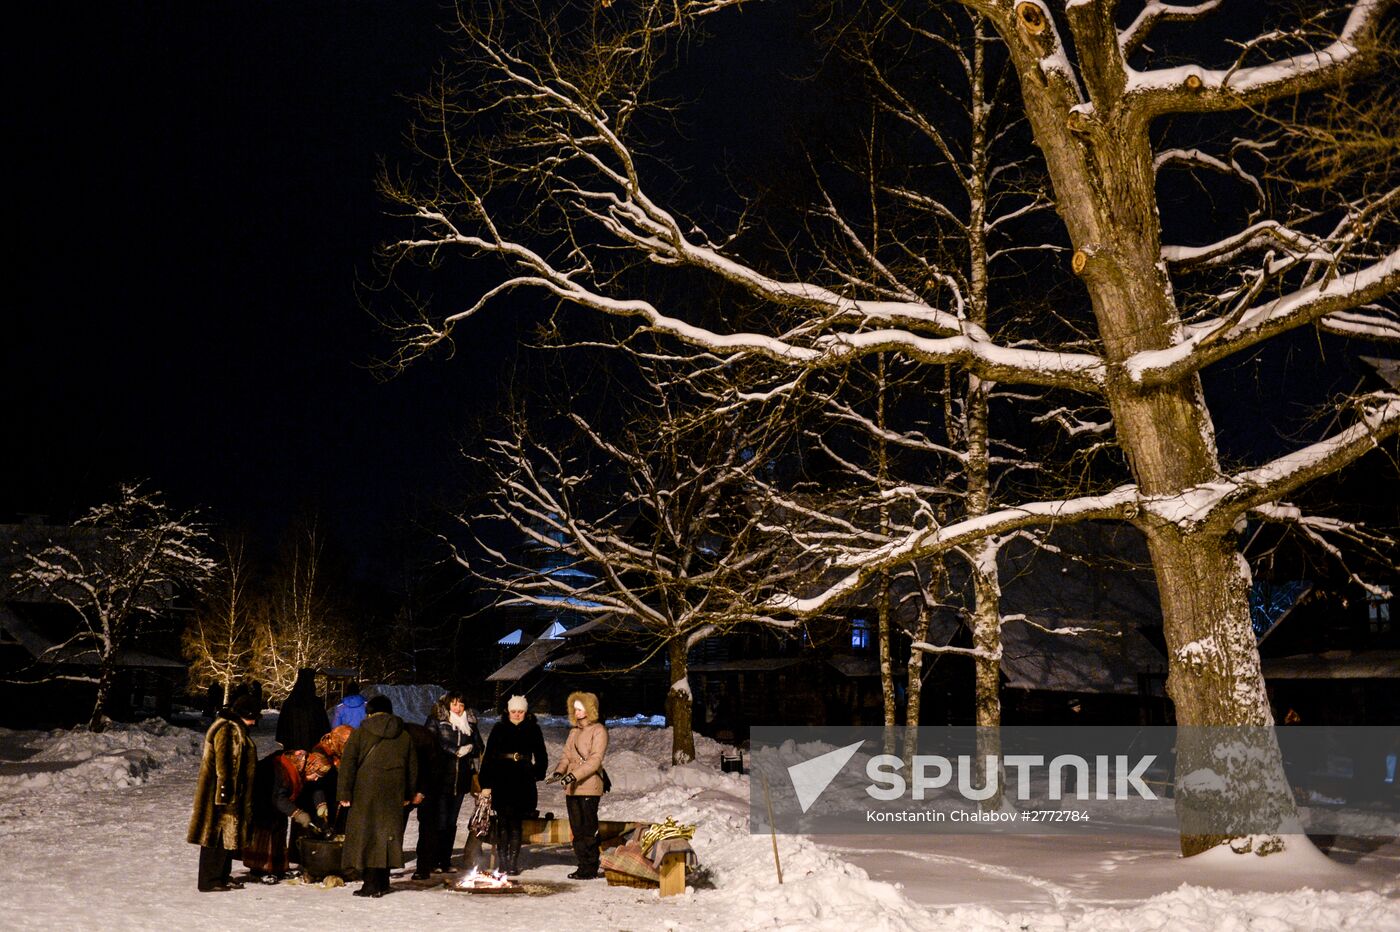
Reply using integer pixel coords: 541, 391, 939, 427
478, 695, 548, 875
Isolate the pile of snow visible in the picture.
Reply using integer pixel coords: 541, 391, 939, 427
362, 683, 444, 726
0, 720, 202, 797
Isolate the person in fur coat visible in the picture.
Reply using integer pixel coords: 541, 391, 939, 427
187, 696, 260, 892
479, 694, 548, 875
553, 691, 608, 879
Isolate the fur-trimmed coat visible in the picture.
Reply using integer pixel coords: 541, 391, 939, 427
555, 692, 608, 797
187, 712, 258, 849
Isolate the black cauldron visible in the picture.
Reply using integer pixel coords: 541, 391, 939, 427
297, 835, 345, 881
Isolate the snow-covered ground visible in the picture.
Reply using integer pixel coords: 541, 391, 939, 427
0, 716, 1396, 931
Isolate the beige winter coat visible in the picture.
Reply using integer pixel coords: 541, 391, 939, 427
555, 691, 608, 796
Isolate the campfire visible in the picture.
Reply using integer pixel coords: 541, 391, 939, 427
454, 867, 521, 894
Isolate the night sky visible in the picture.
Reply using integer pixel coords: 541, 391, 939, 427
8, 2, 504, 575
6, 3, 1388, 582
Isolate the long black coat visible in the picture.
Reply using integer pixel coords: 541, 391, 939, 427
276, 669, 330, 753
338, 711, 418, 871
187, 712, 257, 849
478, 715, 548, 818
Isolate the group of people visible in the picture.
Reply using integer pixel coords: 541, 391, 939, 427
187, 673, 610, 896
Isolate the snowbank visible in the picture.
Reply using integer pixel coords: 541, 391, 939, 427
362, 683, 444, 726
0, 719, 202, 797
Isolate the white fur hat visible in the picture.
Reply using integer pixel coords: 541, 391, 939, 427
507, 695, 528, 713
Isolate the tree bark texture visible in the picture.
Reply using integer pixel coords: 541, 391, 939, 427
979, 0, 1296, 853
668, 638, 696, 765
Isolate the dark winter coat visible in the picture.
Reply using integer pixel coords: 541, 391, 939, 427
403, 722, 442, 801
337, 711, 418, 871
429, 713, 481, 798
276, 669, 331, 752
187, 711, 258, 849
331, 693, 367, 729
243, 751, 305, 873
557, 691, 608, 797
479, 714, 548, 818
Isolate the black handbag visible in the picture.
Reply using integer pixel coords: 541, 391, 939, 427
600, 767, 612, 793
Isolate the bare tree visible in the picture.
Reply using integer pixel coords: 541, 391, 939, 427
7, 483, 215, 731
252, 520, 353, 701
182, 534, 256, 708
381, 1, 1398, 854
462, 357, 808, 764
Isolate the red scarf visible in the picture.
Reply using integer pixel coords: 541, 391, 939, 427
276, 751, 305, 800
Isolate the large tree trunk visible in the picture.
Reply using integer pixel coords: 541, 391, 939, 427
982, 8, 1295, 854
667, 639, 696, 765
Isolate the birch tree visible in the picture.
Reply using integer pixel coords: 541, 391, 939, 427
382, 0, 1398, 854
182, 535, 256, 708
7, 484, 215, 731
251, 521, 352, 701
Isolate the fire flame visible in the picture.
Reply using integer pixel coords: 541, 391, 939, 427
456, 866, 515, 889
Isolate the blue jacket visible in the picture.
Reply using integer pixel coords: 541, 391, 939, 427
330, 693, 367, 729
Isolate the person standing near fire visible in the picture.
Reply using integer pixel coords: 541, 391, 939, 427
479, 694, 548, 875
553, 691, 608, 880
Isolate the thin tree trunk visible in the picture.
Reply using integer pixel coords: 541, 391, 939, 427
90, 654, 115, 732
668, 638, 696, 765
875, 353, 899, 755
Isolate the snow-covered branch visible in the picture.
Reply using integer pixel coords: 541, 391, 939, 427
766, 485, 1137, 616
1126, 249, 1400, 385
1142, 395, 1400, 530
1126, 1, 1390, 118
1119, 1, 1226, 60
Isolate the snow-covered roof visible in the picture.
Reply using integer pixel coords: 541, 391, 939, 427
497, 628, 524, 646
486, 636, 567, 683
1000, 618, 1166, 695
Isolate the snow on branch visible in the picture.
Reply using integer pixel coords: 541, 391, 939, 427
1119, 1, 1226, 60
765, 485, 1137, 616
1126, 249, 1400, 385
1161, 221, 1323, 270
1126, 1, 1390, 118
1142, 395, 1400, 530
381, 22, 1108, 394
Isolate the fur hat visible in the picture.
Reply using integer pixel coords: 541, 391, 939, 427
230, 695, 261, 723
507, 695, 528, 713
